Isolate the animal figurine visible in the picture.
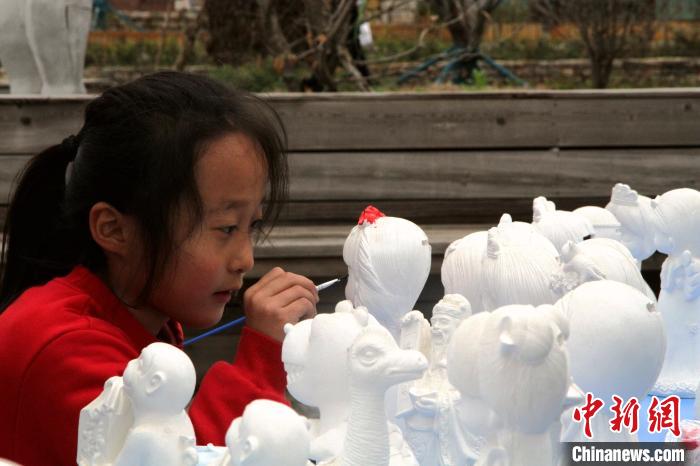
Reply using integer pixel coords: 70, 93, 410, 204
651, 188, 700, 396
212, 399, 311, 466
0, 0, 91, 94
557, 281, 666, 441
319, 311, 428, 466
77, 342, 198, 466
441, 231, 489, 313
282, 300, 419, 465
605, 183, 657, 268
474, 305, 571, 466
552, 238, 656, 301
343, 206, 431, 340
532, 196, 594, 253
481, 225, 560, 311
572, 206, 622, 241
397, 295, 472, 466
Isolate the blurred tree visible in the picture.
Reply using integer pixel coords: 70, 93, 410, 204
202, 0, 365, 91
427, 0, 503, 53
530, 0, 659, 88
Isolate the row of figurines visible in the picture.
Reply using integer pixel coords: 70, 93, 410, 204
75, 289, 686, 466
75, 182, 700, 466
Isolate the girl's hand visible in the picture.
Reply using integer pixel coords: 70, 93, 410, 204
243, 267, 319, 341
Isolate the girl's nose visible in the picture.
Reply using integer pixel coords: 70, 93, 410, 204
229, 234, 254, 274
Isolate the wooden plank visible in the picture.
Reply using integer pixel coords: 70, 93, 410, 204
287, 148, 700, 200
1, 90, 699, 153
4, 148, 697, 209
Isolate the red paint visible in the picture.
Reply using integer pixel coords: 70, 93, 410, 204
358, 205, 386, 225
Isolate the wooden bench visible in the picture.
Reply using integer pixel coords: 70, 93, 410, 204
1, 90, 699, 376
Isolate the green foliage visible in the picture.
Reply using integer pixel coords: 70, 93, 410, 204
207, 61, 289, 93
86, 37, 209, 67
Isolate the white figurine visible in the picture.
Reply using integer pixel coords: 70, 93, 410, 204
481, 225, 560, 311
282, 300, 419, 465
446, 312, 502, 465
397, 295, 471, 466
343, 206, 432, 340
441, 214, 558, 314
0, 0, 91, 94
552, 238, 656, 301
532, 196, 594, 253
605, 183, 658, 268
441, 231, 488, 313
572, 206, 622, 241
212, 400, 311, 466
475, 305, 570, 466
651, 188, 700, 396
77, 342, 198, 466
556, 281, 666, 441
322, 310, 427, 466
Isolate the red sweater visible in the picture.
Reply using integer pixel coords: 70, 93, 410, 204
0, 265, 288, 466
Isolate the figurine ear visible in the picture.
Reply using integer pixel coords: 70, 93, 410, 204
498, 315, 516, 353
498, 213, 512, 226
239, 436, 260, 464
145, 371, 165, 395
353, 306, 370, 327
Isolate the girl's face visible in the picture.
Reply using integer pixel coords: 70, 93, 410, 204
146, 132, 267, 329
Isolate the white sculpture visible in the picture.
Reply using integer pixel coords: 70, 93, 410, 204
343, 206, 432, 340
322, 311, 428, 466
446, 312, 501, 465
552, 238, 656, 301
281, 300, 419, 465
442, 231, 488, 313
651, 188, 700, 396
556, 281, 666, 441
474, 305, 571, 466
481, 225, 560, 311
605, 183, 658, 268
532, 196, 594, 253
212, 400, 311, 466
77, 342, 198, 466
0, 0, 91, 94
572, 206, 622, 241
397, 295, 472, 466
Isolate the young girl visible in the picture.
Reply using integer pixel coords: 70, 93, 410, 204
0, 71, 319, 466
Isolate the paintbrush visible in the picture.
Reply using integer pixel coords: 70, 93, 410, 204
183, 275, 348, 346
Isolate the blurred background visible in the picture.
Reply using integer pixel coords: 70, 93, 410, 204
3, 0, 698, 94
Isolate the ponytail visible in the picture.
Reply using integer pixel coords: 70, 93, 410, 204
0, 137, 80, 310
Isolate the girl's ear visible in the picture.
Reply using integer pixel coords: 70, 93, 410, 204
88, 201, 137, 257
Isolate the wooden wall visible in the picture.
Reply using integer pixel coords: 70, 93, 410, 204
2, 90, 698, 377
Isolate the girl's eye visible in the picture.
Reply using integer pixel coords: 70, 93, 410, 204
251, 219, 264, 232
219, 226, 237, 235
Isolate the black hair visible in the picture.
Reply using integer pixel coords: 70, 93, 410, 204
0, 71, 288, 311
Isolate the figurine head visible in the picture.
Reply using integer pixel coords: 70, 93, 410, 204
481, 226, 560, 311
555, 280, 665, 401
441, 231, 488, 313
573, 206, 622, 241
122, 342, 196, 415
651, 188, 700, 256
430, 294, 471, 347
532, 197, 595, 252
225, 400, 310, 466
343, 207, 432, 338
282, 300, 380, 408
477, 305, 570, 434
605, 183, 657, 261
347, 318, 428, 390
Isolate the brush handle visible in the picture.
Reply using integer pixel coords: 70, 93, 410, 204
183, 276, 346, 346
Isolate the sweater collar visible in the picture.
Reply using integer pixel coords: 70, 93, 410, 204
57, 265, 184, 349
